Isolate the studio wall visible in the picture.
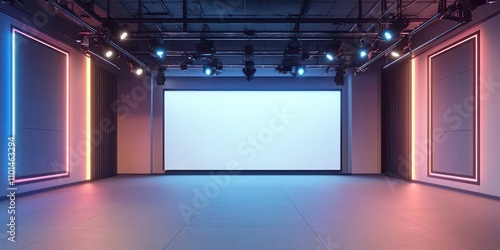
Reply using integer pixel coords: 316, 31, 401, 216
117, 71, 382, 174
413, 4, 500, 197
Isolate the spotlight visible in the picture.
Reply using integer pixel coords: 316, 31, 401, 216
325, 40, 343, 61
203, 59, 223, 76
334, 68, 345, 86
242, 61, 256, 81
203, 65, 212, 76
102, 44, 116, 59
295, 65, 305, 76
102, 19, 128, 40
381, 19, 409, 41
149, 38, 166, 59
359, 50, 368, 58
128, 61, 144, 76
389, 36, 411, 59
155, 67, 166, 85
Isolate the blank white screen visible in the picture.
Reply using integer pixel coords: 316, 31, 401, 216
164, 91, 341, 170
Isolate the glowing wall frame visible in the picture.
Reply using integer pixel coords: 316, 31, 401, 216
427, 32, 479, 184
12, 28, 70, 183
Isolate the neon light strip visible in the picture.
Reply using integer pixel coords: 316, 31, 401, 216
428, 34, 479, 183
86, 57, 91, 180
13, 29, 70, 183
12, 29, 16, 137
411, 58, 416, 180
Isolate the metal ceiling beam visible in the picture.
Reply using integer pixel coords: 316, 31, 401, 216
100, 17, 428, 24
127, 31, 380, 40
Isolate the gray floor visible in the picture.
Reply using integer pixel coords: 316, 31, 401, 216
1, 175, 500, 250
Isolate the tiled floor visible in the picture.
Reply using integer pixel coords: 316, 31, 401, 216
1, 175, 500, 249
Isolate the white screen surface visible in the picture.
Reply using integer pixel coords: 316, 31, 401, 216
164, 91, 341, 170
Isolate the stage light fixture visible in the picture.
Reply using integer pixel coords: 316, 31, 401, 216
102, 44, 116, 59
149, 38, 166, 58
325, 40, 343, 61
203, 65, 212, 76
242, 61, 256, 81
381, 19, 409, 41
196, 39, 216, 58
156, 67, 166, 85
389, 36, 411, 58
203, 58, 223, 76
180, 64, 188, 71
296, 65, 305, 76
334, 68, 345, 86
128, 61, 144, 76
102, 19, 128, 40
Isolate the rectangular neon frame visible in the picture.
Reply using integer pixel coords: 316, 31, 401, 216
12, 28, 70, 183
427, 32, 479, 184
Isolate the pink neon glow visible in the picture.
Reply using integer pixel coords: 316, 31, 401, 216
427, 34, 479, 183
12, 29, 70, 183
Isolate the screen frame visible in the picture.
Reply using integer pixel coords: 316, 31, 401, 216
162, 89, 343, 173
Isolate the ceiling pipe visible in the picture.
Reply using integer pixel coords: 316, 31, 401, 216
127, 31, 380, 40
100, 17, 428, 24
349, 0, 382, 32
49, 1, 148, 70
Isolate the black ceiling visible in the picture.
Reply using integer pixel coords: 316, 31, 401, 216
64, 0, 444, 70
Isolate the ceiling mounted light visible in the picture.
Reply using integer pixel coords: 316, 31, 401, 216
242, 61, 256, 81
325, 40, 343, 61
102, 19, 128, 40
102, 44, 117, 59
196, 39, 216, 58
295, 65, 305, 76
203, 58, 223, 76
381, 19, 409, 41
334, 67, 345, 85
389, 37, 411, 58
155, 67, 166, 85
149, 38, 166, 58
128, 61, 144, 76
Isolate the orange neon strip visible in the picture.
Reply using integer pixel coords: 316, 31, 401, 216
86, 57, 92, 180
411, 58, 416, 180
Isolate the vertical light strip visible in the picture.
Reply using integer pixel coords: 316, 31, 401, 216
86, 57, 91, 180
474, 35, 479, 181
11, 30, 16, 137
66, 46, 70, 176
411, 58, 416, 180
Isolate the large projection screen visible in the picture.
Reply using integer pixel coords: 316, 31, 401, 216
164, 91, 341, 171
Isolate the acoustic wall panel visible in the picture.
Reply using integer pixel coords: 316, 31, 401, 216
12, 28, 69, 183
91, 63, 118, 180
428, 32, 479, 184
381, 58, 412, 180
